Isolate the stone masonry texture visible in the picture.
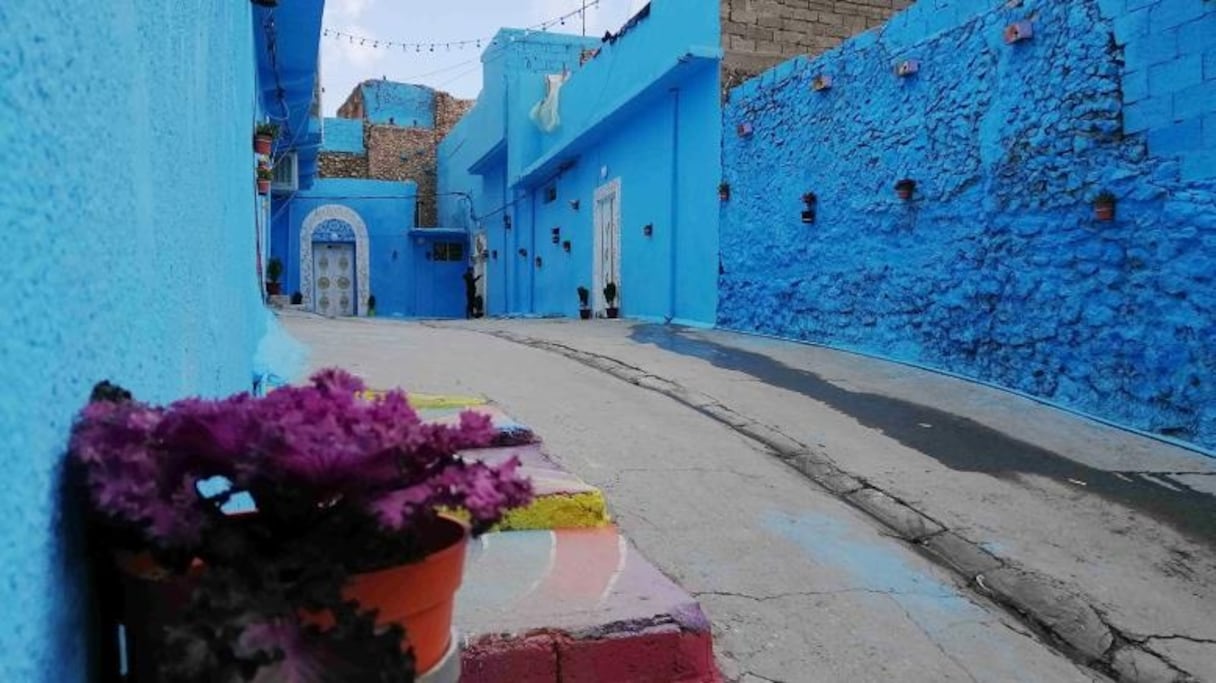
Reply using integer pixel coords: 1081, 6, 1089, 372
720, 0, 914, 94
720, 0, 1216, 449
323, 83, 473, 227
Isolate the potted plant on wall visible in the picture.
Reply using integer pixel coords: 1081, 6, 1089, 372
604, 282, 619, 319
1093, 190, 1116, 221
71, 370, 532, 682
577, 286, 591, 320
265, 257, 283, 296
367, 294, 377, 317
719, 182, 731, 202
254, 122, 278, 155
257, 165, 273, 195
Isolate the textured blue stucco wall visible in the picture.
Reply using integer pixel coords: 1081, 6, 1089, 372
720, 0, 1216, 448
322, 117, 366, 153
271, 178, 465, 318
0, 2, 269, 680
360, 81, 436, 127
440, 1, 722, 322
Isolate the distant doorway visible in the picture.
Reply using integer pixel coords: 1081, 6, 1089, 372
312, 243, 356, 317
593, 178, 621, 315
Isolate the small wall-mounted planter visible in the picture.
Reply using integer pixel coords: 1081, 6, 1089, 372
551, 227, 561, 244
1093, 192, 1116, 221
257, 163, 272, 195
491, 250, 498, 260
254, 135, 273, 156
895, 179, 916, 200
562, 240, 572, 253
801, 192, 818, 223
719, 183, 731, 202
812, 75, 833, 92
569, 199, 581, 211
1004, 21, 1034, 44
518, 248, 527, 257
895, 60, 920, 78
643, 223, 654, 237
504, 215, 512, 230
737, 122, 754, 138
535, 256, 543, 268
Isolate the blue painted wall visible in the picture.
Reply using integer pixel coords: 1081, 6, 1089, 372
359, 81, 436, 127
322, 117, 366, 153
720, 0, 1216, 449
440, 1, 722, 323
273, 178, 464, 318
0, 1, 284, 680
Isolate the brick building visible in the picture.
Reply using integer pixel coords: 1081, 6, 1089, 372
719, 0, 914, 92
320, 80, 473, 226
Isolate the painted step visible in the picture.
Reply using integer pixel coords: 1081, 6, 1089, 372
455, 526, 719, 683
458, 444, 611, 531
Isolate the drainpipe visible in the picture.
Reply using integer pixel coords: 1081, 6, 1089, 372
529, 189, 537, 314
668, 87, 681, 322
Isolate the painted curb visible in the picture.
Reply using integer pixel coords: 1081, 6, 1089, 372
472, 327, 1200, 683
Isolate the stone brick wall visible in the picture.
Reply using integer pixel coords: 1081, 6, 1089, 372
317, 152, 368, 179
720, 0, 913, 93
720, 0, 1216, 449
324, 85, 473, 226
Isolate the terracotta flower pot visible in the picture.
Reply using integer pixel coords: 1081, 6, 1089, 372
111, 516, 469, 679
266, 281, 282, 296
1094, 202, 1115, 221
337, 515, 469, 673
254, 135, 273, 155
257, 179, 271, 195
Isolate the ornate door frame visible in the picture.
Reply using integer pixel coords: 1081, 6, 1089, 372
300, 205, 370, 316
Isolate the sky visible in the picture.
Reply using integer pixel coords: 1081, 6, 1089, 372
320, 0, 649, 115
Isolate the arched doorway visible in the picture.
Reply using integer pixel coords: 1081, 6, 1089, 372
300, 205, 370, 316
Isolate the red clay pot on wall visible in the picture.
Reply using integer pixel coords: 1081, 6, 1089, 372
254, 134, 273, 155
257, 179, 271, 195
265, 282, 282, 296
1094, 202, 1115, 221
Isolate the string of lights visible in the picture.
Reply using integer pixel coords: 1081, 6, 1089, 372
322, 0, 602, 53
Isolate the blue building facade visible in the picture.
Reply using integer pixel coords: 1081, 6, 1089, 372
0, 0, 323, 680
439, 1, 723, 323
720, 0, 1216, 450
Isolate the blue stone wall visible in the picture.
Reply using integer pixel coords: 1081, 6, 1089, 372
322, 117, 366, 153
720, 0, 1216, 449
0, 2, 268, 680
360, 81, 436, 127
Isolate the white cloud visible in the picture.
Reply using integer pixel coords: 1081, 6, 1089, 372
330, 0, 376, 20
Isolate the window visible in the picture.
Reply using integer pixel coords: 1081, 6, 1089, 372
432, 242, 464, 262
543, 184, 557, 203
272, 153, 298, 192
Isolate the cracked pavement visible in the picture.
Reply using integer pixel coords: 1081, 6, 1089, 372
282, 314, 1216, 682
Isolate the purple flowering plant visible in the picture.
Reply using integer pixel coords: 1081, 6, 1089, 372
72, 370, 532, 682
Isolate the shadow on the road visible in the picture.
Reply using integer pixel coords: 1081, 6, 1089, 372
631, 324, 1216, 546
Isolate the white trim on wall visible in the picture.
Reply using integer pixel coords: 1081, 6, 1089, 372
300, 204, 371, 316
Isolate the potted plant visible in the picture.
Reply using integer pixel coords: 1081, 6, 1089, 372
254, 122, 278, 155
719, 182, 731, 202
577, 286, 591, 320
257, 165, 274, 195
265, 257, 283, 296
604, 282, 619, 319
1004, 20, 1034, 44
367, 294, 377, 317
812, 74, 833, 92
71, 370, 532, 682
291, 291, 304, 305
1093, 190, 1116, 221
895, 178, 916, 200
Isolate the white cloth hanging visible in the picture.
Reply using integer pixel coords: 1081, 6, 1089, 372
530, 70, 569, 133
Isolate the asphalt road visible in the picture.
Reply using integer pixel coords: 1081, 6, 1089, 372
278, 313, 1142, 682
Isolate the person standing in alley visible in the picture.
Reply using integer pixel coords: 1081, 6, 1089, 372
463, 267, 481, 319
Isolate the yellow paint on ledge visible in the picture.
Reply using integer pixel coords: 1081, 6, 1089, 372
360, 390, 488, 409
447, 490, 611, 531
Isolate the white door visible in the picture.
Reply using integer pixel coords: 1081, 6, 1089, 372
313, 243, 356, 317
593, 179, 621, 314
